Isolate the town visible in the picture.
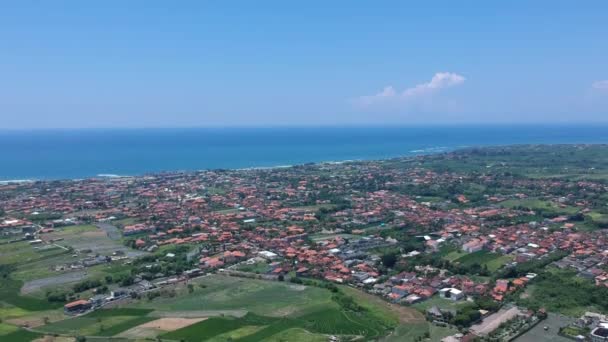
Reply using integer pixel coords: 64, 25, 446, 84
2, 144, 608, 341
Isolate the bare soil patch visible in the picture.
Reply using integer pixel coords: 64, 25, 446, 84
117, 317, 207, 339
139, 317, 207, 330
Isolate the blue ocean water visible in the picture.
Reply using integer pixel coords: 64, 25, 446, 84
1, 125, 608, 180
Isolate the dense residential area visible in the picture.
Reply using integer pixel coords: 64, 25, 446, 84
2, 145, 608, 341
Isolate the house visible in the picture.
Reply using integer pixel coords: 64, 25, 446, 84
388, 292, 404, 302
439, 288, 464, 301
404, 294, 422, 304
494, 279, 509, 293
392, 285, 409, 297
296, 267, 309, 276
258, 251, 278, 260
64, 299, 92, 314
462, 238, 485, 253
591, 327, 608, 342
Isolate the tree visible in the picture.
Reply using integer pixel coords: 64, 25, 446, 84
381, 252, 398, 268
187, 284, 194, 293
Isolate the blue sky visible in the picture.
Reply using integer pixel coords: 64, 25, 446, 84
1, 1, 607, 128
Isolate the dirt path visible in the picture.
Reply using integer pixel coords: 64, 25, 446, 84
150, 309, 248, 318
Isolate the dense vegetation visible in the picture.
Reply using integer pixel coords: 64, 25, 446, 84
517, 269, 608, 315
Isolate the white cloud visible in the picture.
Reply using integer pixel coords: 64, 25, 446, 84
358, 86, 397, 105
356, 72, 465, 106
592, 80, 608, 90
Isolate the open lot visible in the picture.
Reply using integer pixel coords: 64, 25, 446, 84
0, 223, 148, 339
340, 285, 424, 324
95, 223, 122, 241
381, 322, 458, 342
454, 250, 513, 272
470, 307, 522, 336
513, 313, 575, 342
41, 224, 145, 258
3, 224, 146, 298
500, 198, 579, 216
412, 295, 473, 312
20, 271, 88, 295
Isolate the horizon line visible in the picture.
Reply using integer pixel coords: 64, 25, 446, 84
2, 122, 608, 132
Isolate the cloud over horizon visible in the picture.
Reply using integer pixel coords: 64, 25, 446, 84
356, 72, 466, 106
592, 80, 608, 90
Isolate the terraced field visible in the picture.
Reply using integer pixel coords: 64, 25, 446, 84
162, 309, 390, 342
13, 273, 429, 341
139, 275, 415, 341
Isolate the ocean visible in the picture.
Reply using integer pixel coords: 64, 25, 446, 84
1, 125, 608, 181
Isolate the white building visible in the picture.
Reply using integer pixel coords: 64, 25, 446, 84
439, 288, 464, 301
258, 251, 278, 260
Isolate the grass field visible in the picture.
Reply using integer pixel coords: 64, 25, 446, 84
0, 277, 63, 311
162, 314, 268, 341
206, 325, 267, 341
113, 217, 139, 226
263, 327, 327, 342
0, 322, 19, 335
235, 261, 270, 274
37, 308, 155, 337
128, 275, 335, 317
500, 198, 579, 216
163, 308, 390, 341
53, 224, 99, 235
17, 274, 424, 340
133, 276, 404, 340
151, 276, 419, 341
419, 145, 608, 180
0, 241, 68, 266
442, 250, 467, 262
586, 211, 608, 228
383, 322, 459, 342
0, 329, 42, 342
454, 250, 513, 271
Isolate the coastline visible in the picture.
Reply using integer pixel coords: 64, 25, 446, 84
0, 150, 445, 183
1, 125, 608, 181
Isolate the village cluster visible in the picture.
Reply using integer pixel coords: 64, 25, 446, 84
3, 147, 608, 341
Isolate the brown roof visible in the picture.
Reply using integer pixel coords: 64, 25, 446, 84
64, 299, 90, 308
